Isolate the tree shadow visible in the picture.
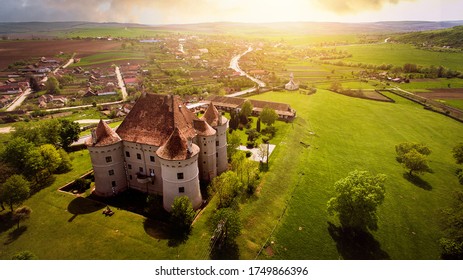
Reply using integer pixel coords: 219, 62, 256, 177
327, 222, 390, 260
67, 197, 106, 222
143, 218, 190, 247
403, 173, 432, 191
210, 242, 240, 260
0, 212, 15, 233
4, 225, 27, 245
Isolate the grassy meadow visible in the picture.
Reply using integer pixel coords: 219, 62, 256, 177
243, 90, 463, 259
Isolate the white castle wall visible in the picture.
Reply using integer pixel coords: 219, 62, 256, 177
195, 134, 217, 181
214, 118, 229, 174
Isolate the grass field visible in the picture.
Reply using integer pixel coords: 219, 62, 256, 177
439, 99, 463, 110
337, 43, 463, 72
242, 90, 463, 259
73, 51, 145, 67
62, 27, 167, 39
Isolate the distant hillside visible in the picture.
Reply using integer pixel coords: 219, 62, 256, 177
0, 21, 462, 38
392, 25, 463, 48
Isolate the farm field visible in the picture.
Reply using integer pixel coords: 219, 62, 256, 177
0, 40, 122, 70
336, 43, 463, 72
242, 90, 463, 259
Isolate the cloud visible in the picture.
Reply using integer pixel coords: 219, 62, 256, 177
316, 0, 415, 14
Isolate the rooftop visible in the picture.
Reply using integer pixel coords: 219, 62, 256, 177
87, 120, 121, 147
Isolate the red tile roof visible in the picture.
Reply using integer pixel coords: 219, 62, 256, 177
156, 127, 199, 161
116, 94, 197, 146
87, 120, 121, 147
201, 103, 226, 127
193, 119, 216, 137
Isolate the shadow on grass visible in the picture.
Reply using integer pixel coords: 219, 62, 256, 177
210, 242, 240, 260
327, 222, 390, 260
403, 173, 432, 191
4, 225, 27, 245
67, 197, 106, 222
143, 218, 190, 247
0, 212, 15, 233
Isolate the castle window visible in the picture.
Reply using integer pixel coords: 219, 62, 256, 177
139, 167, 144, 173
111, 181, 116, 187
128, 164, 132, 169
203, 137, 206, 141
129, 175, 132, 180
204, 143, 206, 146
216, 141, 219, 146
150, 156, 155, 162
108, 170, 114, 176
216, 153, 218, 157
137, 153, 141, 160
179, 187, 185, 193
177, 173, 184, 180
105, 156, 112, 163
125, 151, 130, 157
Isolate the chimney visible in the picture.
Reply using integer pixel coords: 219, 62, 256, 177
187, 137, 193, 154
91, 129, 97, 144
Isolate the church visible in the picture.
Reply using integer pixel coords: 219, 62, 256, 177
86, 93, 228, 211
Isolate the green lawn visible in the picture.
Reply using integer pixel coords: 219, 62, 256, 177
73, 51, 145, 67
398, 78, 463, 92
439, 99, 463, 111
337, 43, 463, 72
241, 90, 463, 259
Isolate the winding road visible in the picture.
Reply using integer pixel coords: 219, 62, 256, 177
228, 46, 266, 97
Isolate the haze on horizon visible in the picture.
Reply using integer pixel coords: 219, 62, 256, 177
0, 0, 461, 25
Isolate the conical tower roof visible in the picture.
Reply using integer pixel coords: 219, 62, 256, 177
201, 103, 225, 127
193, 119, 216, 137
86, 119, 121, 147
156, 127, 199, 161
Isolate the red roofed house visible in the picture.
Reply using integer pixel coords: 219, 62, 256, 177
86, 94, 228, 211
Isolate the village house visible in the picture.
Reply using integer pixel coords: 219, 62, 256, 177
86, 94, 229, 211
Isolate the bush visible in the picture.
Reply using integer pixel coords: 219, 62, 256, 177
261, 126, 277, 139
246, 141, 255, 149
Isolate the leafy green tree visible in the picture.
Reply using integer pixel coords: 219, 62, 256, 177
11, 251, 37, 260
211, 171, 242, 209
210, 208, 242, 247
38, 144, 62, 176
327, 170, 386, 231
45, 76, 61, 94
29, 76, 41, 92
395, 142, 432, 176
2, 137, 35, 173
453, 143, 463, 165
171, 196, 196, 234
56, 149, 72, 173
0, 175, 30, 212
440, 190, 463, 259
240, 100, 253, 120
58, 119, 80, 150
227, 130, 241, 158
260, 106, 278, 126
256, 117, 261, 132
13, 206, 32, 229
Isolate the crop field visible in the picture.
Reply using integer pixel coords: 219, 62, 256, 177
73, 51, 146, 67
398, 78, 463, 92
240, 90, 463, 260
336, 43, 463, 72
61, 27, 168, 39
0, 40, 122, 70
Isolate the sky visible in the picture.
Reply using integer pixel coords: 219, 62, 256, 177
0, 0, 462, 24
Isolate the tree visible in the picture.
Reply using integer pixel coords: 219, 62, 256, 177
45, 76, 61, 94
170, 196, 196, 234
1, 137, 35, 173
56, 148, 72, 173
227, 130, 241, 158
240, 100, 253, 120
395, 142, 432, 176
256, 117, 261, 132
13, 206, 32, 229
327, 170, 386, 231
29, 76, 41, 92
440, 191, 463, 259
58, 119, 80, 150
210, 208, 242, 247
0, 175, 30, 212
11, 251, 37, 260
453, 143, 463, 165
260, 106, 278, 126
258, 141, 269, 165
329, 81, 343, 93
38, 144, 62, 176
210, 171, 242, 209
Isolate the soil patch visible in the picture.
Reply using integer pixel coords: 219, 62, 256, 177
0, 40, 122, 70
415, 88, 463, 100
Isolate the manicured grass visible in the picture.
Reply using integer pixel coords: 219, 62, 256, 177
439, 99, 463, 111
241, 90, 463, 259
337, 43, 463, 72
399, 78, 463, 91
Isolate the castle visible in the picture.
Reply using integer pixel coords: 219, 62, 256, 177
86, 94, 228, 211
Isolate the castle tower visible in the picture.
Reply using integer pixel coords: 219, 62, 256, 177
201, 103, 229, 175
193, 119, 217, 181
156, 127, 202, 212
86, 120, 127, 196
